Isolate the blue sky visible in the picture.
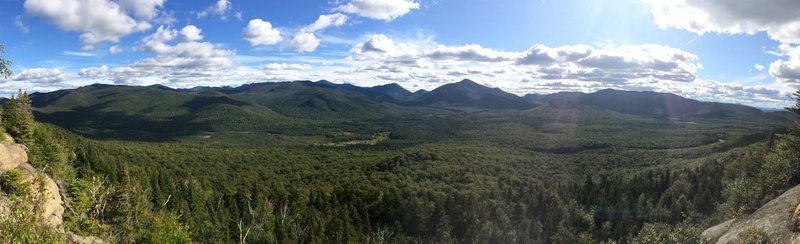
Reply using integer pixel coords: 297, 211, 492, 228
1, 0, 800, 108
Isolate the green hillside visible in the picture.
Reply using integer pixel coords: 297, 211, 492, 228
10, 81, 798, 243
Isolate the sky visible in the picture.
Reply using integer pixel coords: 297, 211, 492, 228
1, 0, 800, 108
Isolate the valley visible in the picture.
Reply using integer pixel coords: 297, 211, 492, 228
4, 79, 795, 242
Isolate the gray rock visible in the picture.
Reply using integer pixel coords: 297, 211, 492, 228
705, 185, 800, 243
67, 232, 106, 244
0, 140, 64, 230
702, 219, 734, 243
0, 142, 27, 171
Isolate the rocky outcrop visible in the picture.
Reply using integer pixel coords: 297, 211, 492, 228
703, 185, 800, 243
0, 137, 64, 229
67, 232, 106, 244
0, 142, 27, 171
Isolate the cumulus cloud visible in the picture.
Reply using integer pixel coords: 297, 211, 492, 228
291, 32, 321, 52
640, 0, 800, 90
24, 0, 153, 50
109, 45, 124, 55
334, 0, 420, 21
341, 34, 788, 106
79, 65, 110, 77
425, 44, 520, 62
288, 13, 348, 53
513, 44, 702, 83
81, 25, 236, 85
196, 0, 232, 20
642, 0, 800, 44
349, 34, 418, 61
119, 0, 165, 20
181, 25, 203, 42
518, 44, 593, 65
302, 13, 348, 33
242, 19, 282, 46
8, 68, 70, 83
754, 64, 765, 71
349, 35, 700, 85
769, 44, 800, 86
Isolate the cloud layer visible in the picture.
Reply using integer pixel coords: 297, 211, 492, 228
335, 0, 420, 21
24, 0, 157, 50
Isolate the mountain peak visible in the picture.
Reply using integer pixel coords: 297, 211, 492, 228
453, 79, 485, 88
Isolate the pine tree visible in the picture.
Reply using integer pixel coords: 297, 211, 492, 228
2, 90, 35, 143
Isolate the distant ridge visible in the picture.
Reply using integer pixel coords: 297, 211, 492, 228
406, 79, 535, 109
22, 79, 796, 141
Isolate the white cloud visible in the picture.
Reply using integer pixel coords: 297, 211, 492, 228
196, 0, 232, 20
517, 44, 593, 65
769, 44, 800, 87
119, 0, 165, 20
288, 13, 349, 53
349, 34, 418, 60
79, 65, 110, 77
15, 15, 30, 33
334, 0, 420, 21
242, 19, 282, 46
17, 32, 791, 109
263, 63, 312, 71
291, 32, 320, 52
109, 45, 124, 55
302, 13, 348, 33
8, 68, 70, 83
181, 25, 204, 42
642, 0, 800, 44
63, 51, 96, 57
533, 44, 701, 83
87, 25, 236, 85
754, 64, 765, 71
426, 44, 521, 62
339, 35, 793, 106
24, 0, 152, 50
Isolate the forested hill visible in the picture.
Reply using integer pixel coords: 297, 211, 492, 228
27, 79, 795, 141
2, 81, 799, 243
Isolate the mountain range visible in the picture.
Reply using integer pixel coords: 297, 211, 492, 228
21, 79, 796, 141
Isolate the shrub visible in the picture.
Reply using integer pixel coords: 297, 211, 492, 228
0, 169, 29, 196
734, 227, 774, 244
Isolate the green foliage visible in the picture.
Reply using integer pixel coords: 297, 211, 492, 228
0, 194, 62, 243
139, 211, 192, 244
7, 84, 799, 242
759, 132, 800, 196
2, 90, 35, 143
0, 44, 11, 79
631, 223, 670, 244
630, 222, 703, 244
66, 178, 94, 215
734, 227, 774, 244
0, 168, 28, 196
0, 175, 62, 243
788, 90, 800, 116
27, 125, 71, 179
720, 177, 763, 218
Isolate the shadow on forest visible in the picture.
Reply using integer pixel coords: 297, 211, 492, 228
34, 98, 218, 142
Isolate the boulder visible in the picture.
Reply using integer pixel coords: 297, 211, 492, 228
702, 219, 735, 243
0, 140, 64, 229
67, 232, 106, 244
704, 185, 800, 243
0, 142, 27, 171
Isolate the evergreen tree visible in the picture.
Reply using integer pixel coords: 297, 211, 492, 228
2, 90, 35, 143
